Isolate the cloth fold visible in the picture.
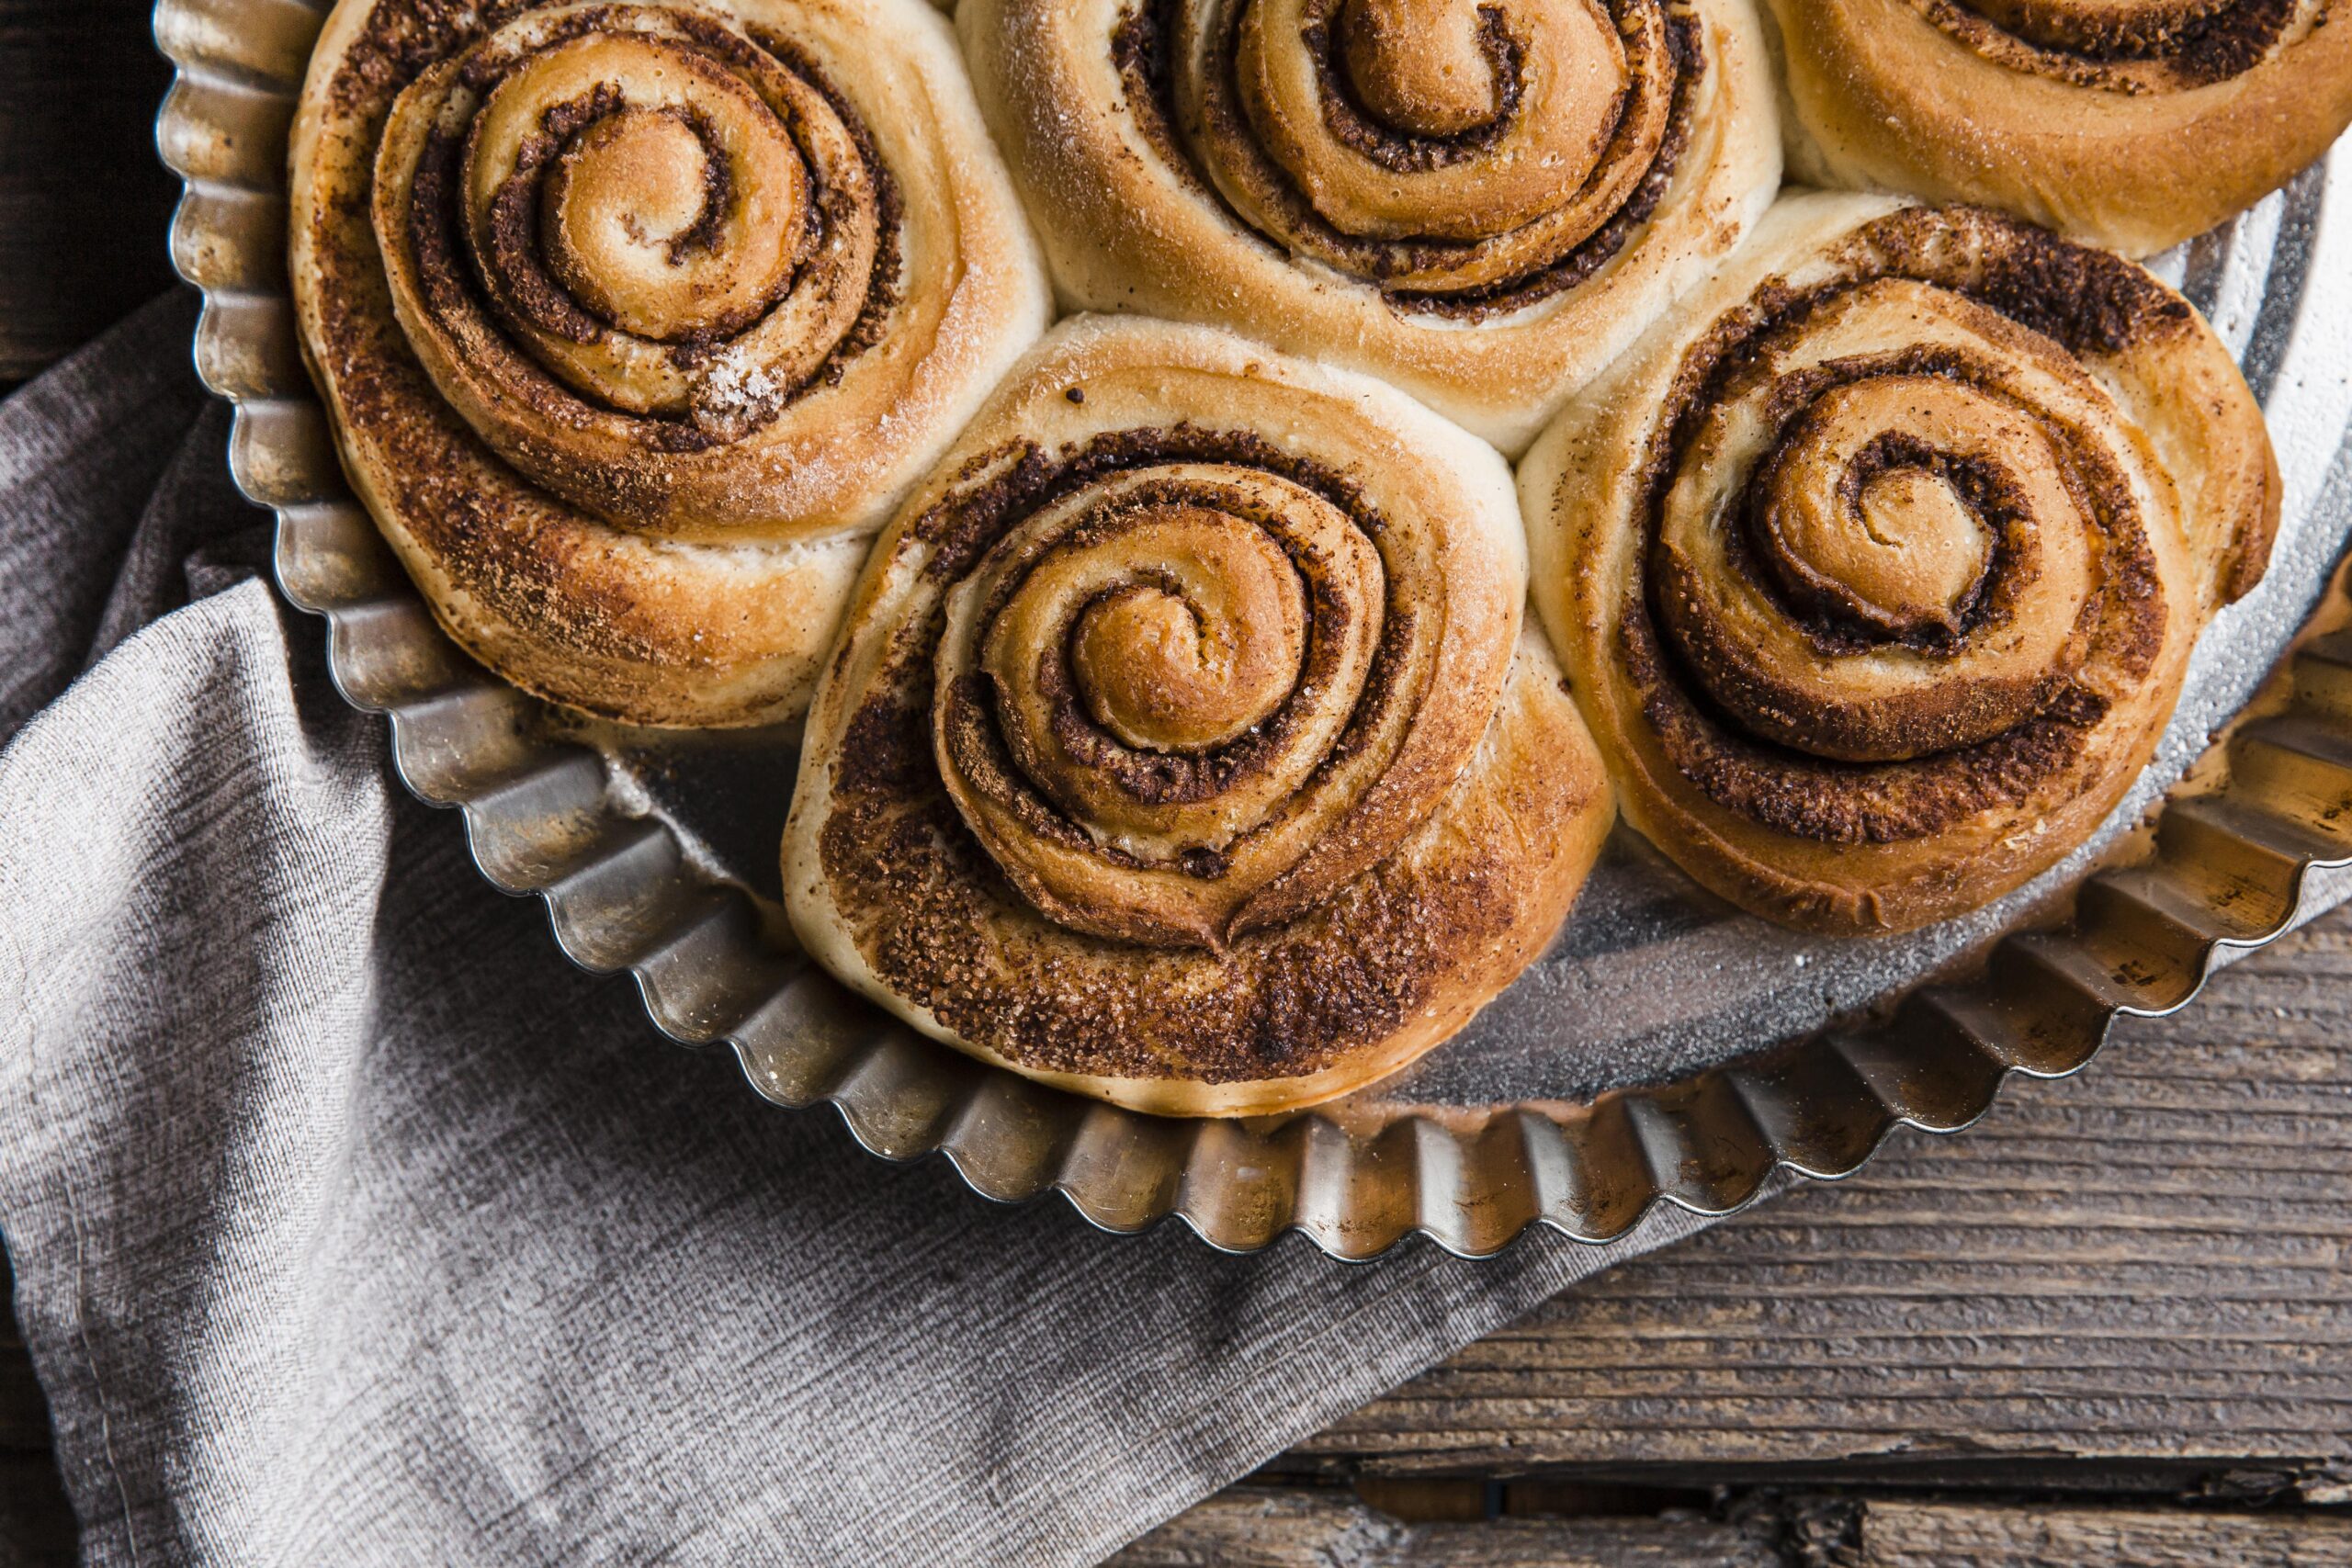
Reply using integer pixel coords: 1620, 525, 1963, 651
0, 293, 1743, 1567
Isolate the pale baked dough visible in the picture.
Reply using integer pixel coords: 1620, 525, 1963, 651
957, 0, 1781, 456
1761, 0, 2352, 257
784, 316, 1614, 1115
1521, 193, 2278, 934
290, 0, 1050, 726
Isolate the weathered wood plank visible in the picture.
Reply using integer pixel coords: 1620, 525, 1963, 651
1134, 1490, 2352, 1567
1860, 1501, 2352, 1568
1292, 906, 2352, 1481
1106, 1486, 1780, 1567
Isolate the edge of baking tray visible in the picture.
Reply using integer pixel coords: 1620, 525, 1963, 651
153, 0, 2352, 1260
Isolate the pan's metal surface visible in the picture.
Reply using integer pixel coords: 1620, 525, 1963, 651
157, 0, 2352, 1258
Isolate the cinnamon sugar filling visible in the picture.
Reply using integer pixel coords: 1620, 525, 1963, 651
1620, 209, 2180, 842
1112, 0, 1704, 315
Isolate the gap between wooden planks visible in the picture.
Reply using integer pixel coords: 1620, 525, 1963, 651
1119, 901, 2352, 1562
1114, 1485, 2352, 1566
1279, 902, 2352, 1489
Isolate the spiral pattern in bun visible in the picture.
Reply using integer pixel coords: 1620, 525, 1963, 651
1185, 0, 1684, 294
784, 317, 1613, 1115
1521, 196, 2278, 934
290, 0, 1049, 726
958, 0, 1780, 454
380, 6, 893, 493
1763, 0, 2352, 256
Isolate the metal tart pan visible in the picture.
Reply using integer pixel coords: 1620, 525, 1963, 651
158, 0, 2352, 1258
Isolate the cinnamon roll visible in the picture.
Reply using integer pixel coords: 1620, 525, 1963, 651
783, 317, 1614, 1115
1762, 0, 2352, 256
1521, 196, 2278, 934
957, 0, 1781, 456
289, 0, 1050, 727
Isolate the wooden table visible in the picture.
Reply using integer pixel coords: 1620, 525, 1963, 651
5, 5, 2349, 1562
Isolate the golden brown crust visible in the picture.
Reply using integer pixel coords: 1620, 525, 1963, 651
1521, 194, 2279, 935
956, 0, 1781, 456
783, 316, 1614, 1115
1762, 0, 2352, 257
289, 0, 1050, 727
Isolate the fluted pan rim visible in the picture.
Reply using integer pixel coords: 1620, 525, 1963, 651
158, 0, 2352, 1258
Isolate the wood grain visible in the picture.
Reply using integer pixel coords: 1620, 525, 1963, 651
0, 0, 178, 379
1859, 1501, 2352, 1567
1107, 1486, 1781, 1567
1125, 1489, 2352, 1567
1287, 908, 2352, 1490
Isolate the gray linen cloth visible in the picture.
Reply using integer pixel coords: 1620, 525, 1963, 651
0, 293, 1752, 1567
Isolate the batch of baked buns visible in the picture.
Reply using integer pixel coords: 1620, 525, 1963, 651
288, 0, 2352, 1114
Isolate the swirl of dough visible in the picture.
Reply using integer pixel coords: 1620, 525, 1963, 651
785, 318, 1614, 1114
957, 0, 1780, 453
1521, 196, 2279, 933
289, 0, 1050, 725
377, 5, 891, 503
933, 464, 1403, 948
424, 12, 875, 438
1187, 0, 1680, 292
1763, 0, 2352, 255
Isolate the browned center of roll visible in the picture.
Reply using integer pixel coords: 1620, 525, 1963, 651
1157, 0, 1690, 298
925, 434, 1506, 949
1753, 378, 2008, 647
1336, 0, 1510, 135
1683, 367, 2100, 764
1846, 474, 1991, 626
379, 4, 889, 458
1616, 214, 2190, 841
537, 95, 800, 343
1065, 506, 1311, 752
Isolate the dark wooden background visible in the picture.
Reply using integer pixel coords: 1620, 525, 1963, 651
4, 3, 2350, 1563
